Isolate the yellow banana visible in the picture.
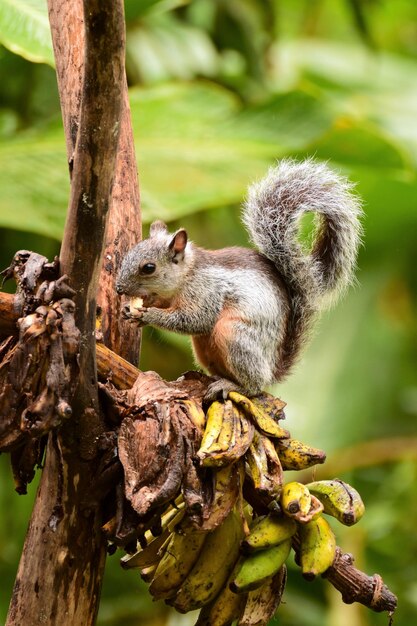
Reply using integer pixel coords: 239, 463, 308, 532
298, 515, 337, 580
182, 399, 206, 432
193, 463, 242, 532
171, 509, 243, 613
280, 481, 311, 519
198, 401, 226, 453
246, 432, 283, 501
306, 479, 365, 526
195, 569, 247, 626
140, 563, 158, 583
237, 565, 287, 626
198, 402, 254, 467
149, 529, 207, 600
250, 393, 286, 417
276, 438, 326, 470
241, 513, 296, 553
229, 391, 289, 439
230, 539, 291, 594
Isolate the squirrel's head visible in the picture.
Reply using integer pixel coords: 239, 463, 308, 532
116, 220, 190, 306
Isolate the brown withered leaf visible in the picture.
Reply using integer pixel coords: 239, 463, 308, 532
118, 408, 184, 517
118, 370, 207, 520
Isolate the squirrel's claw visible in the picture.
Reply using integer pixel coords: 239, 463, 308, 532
204, 378, 245, 405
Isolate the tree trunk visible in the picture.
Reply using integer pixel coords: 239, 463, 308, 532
6, 1, 141, 624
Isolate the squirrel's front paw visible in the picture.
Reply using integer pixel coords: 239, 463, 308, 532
121, 304, 149, 327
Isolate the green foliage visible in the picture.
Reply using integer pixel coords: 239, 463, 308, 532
0, 0, 54, 65
0, 1, 416, 625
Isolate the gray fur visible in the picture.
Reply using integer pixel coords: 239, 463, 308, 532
116, 159, 362, 396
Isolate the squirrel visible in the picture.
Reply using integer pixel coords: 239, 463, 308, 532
116, 159, 362, 400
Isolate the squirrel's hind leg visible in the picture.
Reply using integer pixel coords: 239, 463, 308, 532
201, 313, 275, 402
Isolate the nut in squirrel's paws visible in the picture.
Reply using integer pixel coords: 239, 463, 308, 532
122, 297, 148, 325
129, 297, 144, 316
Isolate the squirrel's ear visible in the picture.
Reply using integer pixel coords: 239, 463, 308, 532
168, 229, 188, 261
150, 220, 168, 237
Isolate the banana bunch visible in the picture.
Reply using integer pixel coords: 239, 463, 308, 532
120, 390, 368, 626
125, 507, 245, 611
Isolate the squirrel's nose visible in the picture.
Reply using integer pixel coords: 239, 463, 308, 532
115, 283, 124, 295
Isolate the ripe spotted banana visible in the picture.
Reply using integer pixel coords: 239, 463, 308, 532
276, 438, 326, 470
246, 431, 283, 500
280, 481, 311, 519
229, 391, 289, 439
231, 539, 292, 594
198, 401, 254, 466
306, 479, 365, 526
298, 515, 337, 579
198, 400, 225, 452
194, 463, 243, 532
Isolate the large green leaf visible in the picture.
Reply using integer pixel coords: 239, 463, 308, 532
0, 82, 337, 238
124, 0, 189, 23
275, 39, 417, 167
0, 0, 54, 66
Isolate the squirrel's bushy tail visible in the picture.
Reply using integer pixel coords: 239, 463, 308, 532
242, 158, 362, 379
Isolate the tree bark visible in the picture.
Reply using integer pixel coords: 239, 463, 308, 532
6, 1, 141, 624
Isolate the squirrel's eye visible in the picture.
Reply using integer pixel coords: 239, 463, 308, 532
141, 262, 156, 275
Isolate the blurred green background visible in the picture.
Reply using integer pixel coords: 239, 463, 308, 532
0, 0, 416, 624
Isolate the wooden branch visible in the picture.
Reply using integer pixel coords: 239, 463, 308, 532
323, 548, 397, 614
6, 2, 130, 624
96, 342, 139, 389
48, 0, 141, 364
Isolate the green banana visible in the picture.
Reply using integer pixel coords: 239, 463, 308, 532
171, 509, 243, 613
306, 479, 365, 526
298, 515, 337, 580
237, 565, 287, 626
241, 513, 297, 553
230, 539, 292, 594
149, 528, 207, 600
280, 481, 311, 519
276, 438, 326, 470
